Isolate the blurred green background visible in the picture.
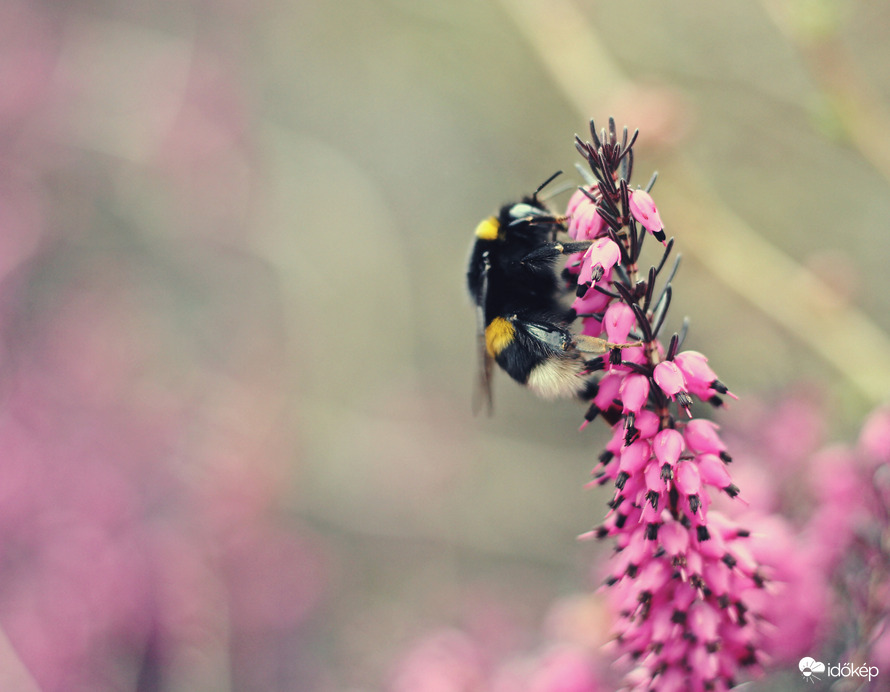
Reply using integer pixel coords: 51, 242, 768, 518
2, 0, 890, 689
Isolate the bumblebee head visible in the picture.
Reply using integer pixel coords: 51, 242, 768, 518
474, 202, 550, 243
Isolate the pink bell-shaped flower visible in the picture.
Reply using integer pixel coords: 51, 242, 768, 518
674, 350, 738, 401
628, 188, 666, 244
653, 361, 686, 398
566, 187, 607, 240
619, 373, 650, 414
603, 301, 636, 343
577, 237, 621, 290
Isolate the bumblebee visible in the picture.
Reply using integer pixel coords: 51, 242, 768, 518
467, 173, 637, 412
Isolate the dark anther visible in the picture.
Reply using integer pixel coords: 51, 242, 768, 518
646, 490, 659, 510
625, 425, 640, 446
740, 645, 758, 667
584, 357, 605, 373
711, 379, 730, 394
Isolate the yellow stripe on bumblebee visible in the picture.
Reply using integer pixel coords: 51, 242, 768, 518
474, 216, 500, 240
484, 316, 516, 357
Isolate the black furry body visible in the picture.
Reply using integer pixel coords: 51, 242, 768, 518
467, 192, 601, 409
467, 197, 567, 326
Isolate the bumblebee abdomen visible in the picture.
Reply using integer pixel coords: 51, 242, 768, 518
526, 356, 588, 400
492, 340, 541, 387
495, 337, 587, 400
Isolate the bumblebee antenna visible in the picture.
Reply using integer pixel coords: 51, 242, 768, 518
532, 170, 563, 200
538, 180, 575, 201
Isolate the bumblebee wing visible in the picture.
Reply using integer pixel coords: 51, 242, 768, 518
472, 320, 494, 415
523, 321, 572, 352
472, 254, 494, 415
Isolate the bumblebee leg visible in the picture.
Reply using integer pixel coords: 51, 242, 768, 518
521, 241, 591, 265
572, 335, 642, 354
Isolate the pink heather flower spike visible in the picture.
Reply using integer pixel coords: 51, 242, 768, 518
628, 188, 666, 244
562, 119, 763, 691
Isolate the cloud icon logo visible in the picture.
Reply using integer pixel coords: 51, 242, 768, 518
799, 657, 826, 682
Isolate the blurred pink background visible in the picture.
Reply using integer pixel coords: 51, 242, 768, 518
1, 1, 890, 690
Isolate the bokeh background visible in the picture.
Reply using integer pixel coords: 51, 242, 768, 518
1, 0, 890, 689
